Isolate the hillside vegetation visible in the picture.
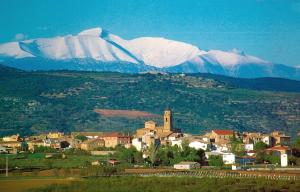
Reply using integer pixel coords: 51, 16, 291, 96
0, 65, 299, 137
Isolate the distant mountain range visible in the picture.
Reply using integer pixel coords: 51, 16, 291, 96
0, 27, 299, 80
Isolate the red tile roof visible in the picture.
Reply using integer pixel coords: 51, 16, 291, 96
266, 146, 290, 151
213, 130, 234, 135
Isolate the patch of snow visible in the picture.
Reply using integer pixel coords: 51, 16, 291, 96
204, 49, 269, 67
0, 42, 35, 58
125, 37, 205, 68
18, 34, 139, 63
78, 27, 102, 37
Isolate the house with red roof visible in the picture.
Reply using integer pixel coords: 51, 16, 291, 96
211, 130, 234, 144
265, 145, 291, 155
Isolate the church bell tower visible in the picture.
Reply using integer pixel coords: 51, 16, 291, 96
163, 107, 173, 132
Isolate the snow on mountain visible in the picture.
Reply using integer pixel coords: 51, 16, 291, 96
78, 27, 102, 36
202, 49, 269, 67
0, 27, 299, 80
94, 28, 204, 68
0, 28, 205, 68
0, 27, 264, 68
0, 42, 34, 58
18, 29, 139, 64
124, 37, 205, 68
167, 48, 299, 80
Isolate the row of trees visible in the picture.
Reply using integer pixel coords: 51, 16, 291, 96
112, 141, 207, 167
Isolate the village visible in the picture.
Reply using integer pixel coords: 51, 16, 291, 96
0, 107, 297, 172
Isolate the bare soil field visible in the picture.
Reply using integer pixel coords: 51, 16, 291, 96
94, 109, 159, 118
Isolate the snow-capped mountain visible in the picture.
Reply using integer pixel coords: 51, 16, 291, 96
0, 27, 299, 80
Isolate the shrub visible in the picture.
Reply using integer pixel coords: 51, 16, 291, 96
34, 146, 57, 153
208, 155, 224, 167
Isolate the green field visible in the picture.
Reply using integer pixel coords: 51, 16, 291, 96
0, 153, 108, 169
24, 176, 300, 192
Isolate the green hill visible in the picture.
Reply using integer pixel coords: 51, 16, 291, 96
0, 66, 299, 137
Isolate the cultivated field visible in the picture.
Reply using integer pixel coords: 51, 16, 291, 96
24, 176, 300, 192
94, 109, 159, 118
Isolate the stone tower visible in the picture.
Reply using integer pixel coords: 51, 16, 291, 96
163, 107, 173, 132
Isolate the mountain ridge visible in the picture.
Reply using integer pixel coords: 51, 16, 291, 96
0, 27, 299, 80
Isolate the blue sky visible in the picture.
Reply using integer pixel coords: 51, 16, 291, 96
1, 0, 300, 66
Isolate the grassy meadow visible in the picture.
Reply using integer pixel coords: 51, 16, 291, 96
0, 153, 108, 169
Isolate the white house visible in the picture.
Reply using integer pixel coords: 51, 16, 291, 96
214, 144, 229, 152
174, 161, 200, 170
189, 140, 208, 151
205, 151, 223, 159
222, 153, 235, 165
205, 151, 235, 165
232, 164, 241, 170
281, 154, 288, 167
202, 137, 210, 142
244, 144, 254, 151
0, 146, 7, 153
132, 138, 144, 151
171, 139, 182, 148
262, 136, 271, 146
168, 133, 180, 142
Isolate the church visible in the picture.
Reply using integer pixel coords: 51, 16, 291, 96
135, 107, 182, 146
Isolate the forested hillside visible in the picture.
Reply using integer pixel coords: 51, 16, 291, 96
0, 65, 299, 137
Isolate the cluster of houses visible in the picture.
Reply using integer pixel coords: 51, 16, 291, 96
0, 108, 293, 169
0, 131, 131, 154
131, 108, 291, 168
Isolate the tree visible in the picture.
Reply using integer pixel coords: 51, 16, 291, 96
134, 151, 144, 164
254, 141, 268, 151
183, 148, 200, 162
293, 136, 300, 150
229, 136, 245, 156
151, 144, 206, 166
196, 149, 206, 165
208, 155, 223, 167
21, 142, 28, 151
148, 143, 159, 166
265, 152, 280, 165
255, 151, 266, 163
114, 146, 143, 164
34, 146, 57, 153
75, 135, 88, 141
